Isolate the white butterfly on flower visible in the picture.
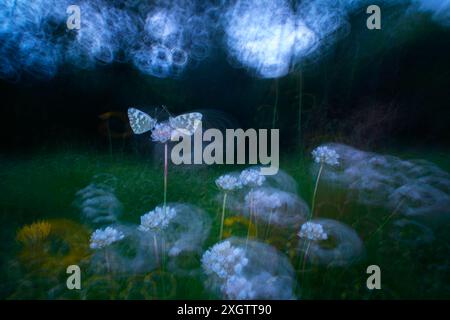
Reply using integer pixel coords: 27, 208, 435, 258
127, 108, 158, 134
127, 107, 203, 139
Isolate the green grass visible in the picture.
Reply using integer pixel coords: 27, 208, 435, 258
0, 146, 449, 299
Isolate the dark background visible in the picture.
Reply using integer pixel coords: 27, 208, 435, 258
1, 5, 449, 154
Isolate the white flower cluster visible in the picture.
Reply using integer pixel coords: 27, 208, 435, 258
215, 174, 243, 191
298, 222, 328, 241
245, 189, 282, 210
138, 206, 177, 232
90, 227, 125, 249
239, 169, 266, 187
151, 122, 173, 143
202, 239, 297, 299
222, 275, 256, 300
201, 241, 249, 279
312, 146, 340, 166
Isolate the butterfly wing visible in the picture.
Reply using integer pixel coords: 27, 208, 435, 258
169, 112, 203, 136
128, 108, 157, 134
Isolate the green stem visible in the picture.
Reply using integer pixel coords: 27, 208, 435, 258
297, 69, 303, 141
272, 79, 279, 129
219, 193, 228, 240
311, 163, 323, 218
153, 234, 160, 266
104, 249, 111, 274
163, 143, 168, 210
300, 241, 311, 283
264, 209, 274, 240
246, 190, 254, 249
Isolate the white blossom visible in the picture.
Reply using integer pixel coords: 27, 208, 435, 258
201, 241, 249, 279
298, 222, 328, 241
151, 122, 173, 143
245, 189, 282, 210
216, 174, 242, 191
138, 206, 177, 232
222, 275, 256, 300
312, 146, 340, 166
90, 227, 124, 249
169, 246, 182, 257
239, 169, 266, 187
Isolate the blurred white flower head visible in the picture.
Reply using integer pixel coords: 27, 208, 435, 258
168, 246, 182, 257
138, 206, 177, 232
312, 146, 340, 166
239, 169, 266, 187
245, 189, 282, 210
201, 240, 249, 279
216, 174, 243, 191
298, 222, 328, 241
151, 122, 173, 143
90, 226, 125, 249
222, 275, 256, 300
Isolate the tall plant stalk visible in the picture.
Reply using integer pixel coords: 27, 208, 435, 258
300, 162, 324, 277
219, 192, 228, 240
272, 79, 279, 129
311, 163, 323, 218
264, 209, 275, 239
163, 143, 168, 210
246, 191, 255, 248
153, 234, 160, 266
297, 70, 304, 154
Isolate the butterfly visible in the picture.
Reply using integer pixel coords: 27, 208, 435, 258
127, 107, 203, 137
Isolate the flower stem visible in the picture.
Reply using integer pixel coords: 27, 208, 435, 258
297, 69, 303, 141
246, 190, 255, 249
153, 234, 160, 266
163, 143, 168, 210
219, 192, 228, 240
265, 209, 274, 240
161, 238, 166, 271
311, 163, 323, 218
104, 249, 114, 291
300, 241, 311, 283
104, 249, 111, 274
272, 78, 279, 129
300, 163, 321, 279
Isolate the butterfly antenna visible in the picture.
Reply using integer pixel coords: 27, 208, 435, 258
161, 105, 173, 118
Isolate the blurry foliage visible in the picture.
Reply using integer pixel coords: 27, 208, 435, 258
0, 148, 449, 299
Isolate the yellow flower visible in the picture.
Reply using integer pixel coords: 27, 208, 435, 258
16, 221, 52, 245
223, 216, 256, 238
16, 219, 90, 275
